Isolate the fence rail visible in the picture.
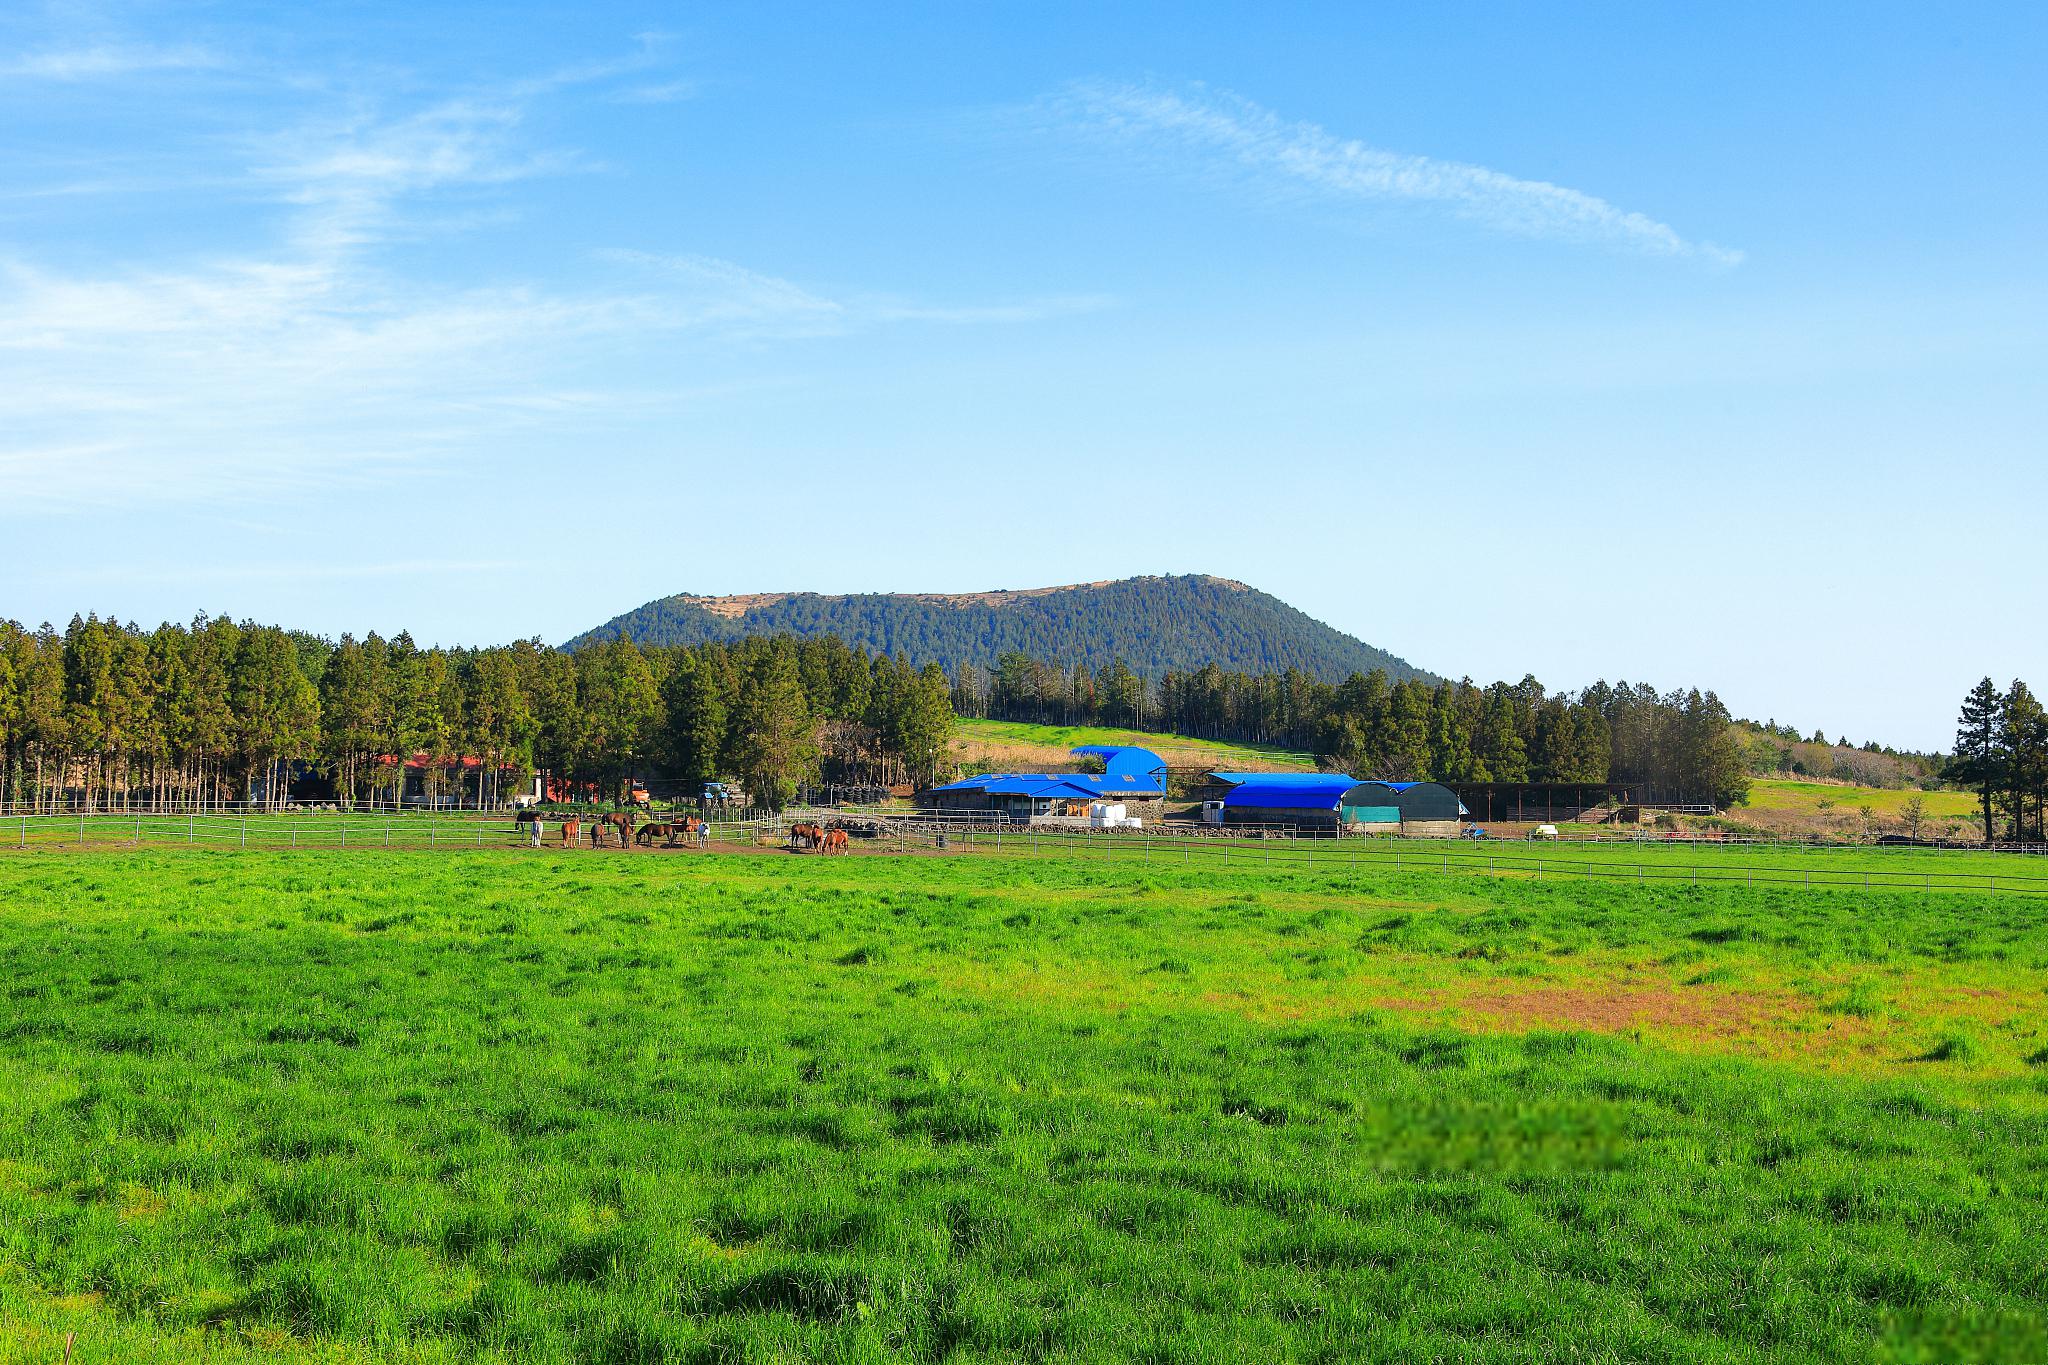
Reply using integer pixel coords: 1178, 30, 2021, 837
7, 810, 2048, 896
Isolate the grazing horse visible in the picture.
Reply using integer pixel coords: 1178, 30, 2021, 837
560, 818, 582, 847
635, 821, 673, 847
598, 810, 636, 846
821, 828, 849, 856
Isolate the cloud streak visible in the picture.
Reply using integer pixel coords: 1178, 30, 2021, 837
0, 54, 1106, 517
1040, 81, 1741, 266
600, 250, 1112, 338
0, 44, 223, 80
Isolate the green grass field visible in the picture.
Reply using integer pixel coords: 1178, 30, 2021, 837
949, 718, 1314, 773
1742, 780, 1981, 823
3, 847, 2046, 1362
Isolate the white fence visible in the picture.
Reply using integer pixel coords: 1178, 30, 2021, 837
7, 808, 2048, 896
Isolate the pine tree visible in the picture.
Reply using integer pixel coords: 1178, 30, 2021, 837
659, 657, 727, 788
1477, 686, 1529, 783
1949, 677, 2003, 844
729, 650, 815, 810
1998, 681, 2048, 842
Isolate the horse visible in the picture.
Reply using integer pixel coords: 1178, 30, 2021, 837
560, 818, 582, 847
788, 821, 821, 851
821, 828, 849, 856
598, 810, 636, 846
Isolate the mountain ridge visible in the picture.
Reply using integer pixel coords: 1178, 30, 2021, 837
566, 574, 1435, 685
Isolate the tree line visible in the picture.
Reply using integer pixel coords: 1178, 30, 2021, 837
1950, 678, 2048, 842
951, 654, 1751, 807
0, 616, 951, 813
2, 612, 1754, 815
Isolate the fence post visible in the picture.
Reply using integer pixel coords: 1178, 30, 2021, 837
240, 814, 246, 849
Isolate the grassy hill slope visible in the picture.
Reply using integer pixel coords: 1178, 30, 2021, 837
949, 717, 1315, 775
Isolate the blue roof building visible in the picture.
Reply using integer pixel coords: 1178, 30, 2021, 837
920, 745, 1167, 820
1215, 773, 1465, 831
1068, 745, 1167, 793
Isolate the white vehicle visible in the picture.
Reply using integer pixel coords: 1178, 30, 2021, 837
1531, 824, 1560, 840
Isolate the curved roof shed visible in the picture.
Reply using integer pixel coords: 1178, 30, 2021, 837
1340, 781, 1465, 823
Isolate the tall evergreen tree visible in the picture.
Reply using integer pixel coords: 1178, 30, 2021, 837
1998, 680, 2048, 842
1950, 677, 2003, 844
729, 649, 815, 809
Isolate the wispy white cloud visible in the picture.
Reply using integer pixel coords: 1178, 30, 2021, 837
0, 53, 1105, 517
602, 250, 1112, 338
248, 99, 581, 257
0, 43, 223, 80
609, 80, 697, 105
1037, 80, 1742, 266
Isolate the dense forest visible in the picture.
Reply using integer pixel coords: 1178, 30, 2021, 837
951, 653, 1752, 807
0, 616, 951, 813
1949, 677, 2048, 842
3, 612, 1756, 814
568, 575, 1433, 685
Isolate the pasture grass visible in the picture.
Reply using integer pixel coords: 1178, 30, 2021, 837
1742, 780, 1979, 822
949, 718, 1314, 773
1, 849, 2046, 1362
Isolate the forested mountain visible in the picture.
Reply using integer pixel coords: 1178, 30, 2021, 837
566, 576, 1433, 685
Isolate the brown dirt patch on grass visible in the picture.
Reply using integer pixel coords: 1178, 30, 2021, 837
1471, 985, 1795, 1036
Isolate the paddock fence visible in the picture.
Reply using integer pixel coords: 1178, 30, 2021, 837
7, 808, 2048, 897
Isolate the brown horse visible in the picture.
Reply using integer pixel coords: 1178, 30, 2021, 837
788, 821, 821, 851
560, 818, 582, 847
598, 810, 636, 846
821, 828, 849, 855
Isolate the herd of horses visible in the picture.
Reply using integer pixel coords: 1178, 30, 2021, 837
515, 808, 703, 848
513, 807, 855, 855
787, 821, 850, 854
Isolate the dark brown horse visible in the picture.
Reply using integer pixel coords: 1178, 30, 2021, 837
788, 821, 821, 850
597, 810, 636, 846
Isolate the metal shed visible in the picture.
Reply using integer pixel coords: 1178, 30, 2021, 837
1217, 773, 1359, 831
1340, 781, 1465, 829
920, 770, 1166, 822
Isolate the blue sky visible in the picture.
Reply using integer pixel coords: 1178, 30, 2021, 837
3, 2, 2042, 749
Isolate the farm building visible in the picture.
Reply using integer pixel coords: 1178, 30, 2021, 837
1209, 773, 1466, 835
1210, 773, 1359, 832
920, 773, 1166, 822
1338, 781, 1466, 837
1447, 781, 1636, 824
1066, 746, 1168, 794
920, 747, 1167, 822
